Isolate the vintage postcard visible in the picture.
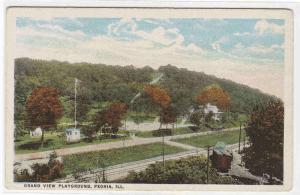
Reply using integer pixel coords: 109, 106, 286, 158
5, 7, 293, 192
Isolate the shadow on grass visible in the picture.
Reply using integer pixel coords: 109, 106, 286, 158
188, 125, 200, 132
16, 134, 127, 152
14, 138, 24, 142
81, 134, 123, 143
18, 139, 53, 150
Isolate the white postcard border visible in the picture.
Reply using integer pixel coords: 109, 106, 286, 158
4, 4, 295, 193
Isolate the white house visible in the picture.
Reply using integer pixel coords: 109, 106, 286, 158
65, 128, 81, 143
204, 103, 223, 121
30, 127, 42, 137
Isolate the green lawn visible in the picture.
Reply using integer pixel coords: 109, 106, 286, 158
62, 142, 186, 175
205, 113, 249, 129
15, 133, 130, 154
135, 126, 210, 138
172, 129, 246, 148
125, 112, 157, 123
206, 120, 246, 130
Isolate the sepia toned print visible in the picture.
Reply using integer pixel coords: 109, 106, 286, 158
5, 7, 293, 191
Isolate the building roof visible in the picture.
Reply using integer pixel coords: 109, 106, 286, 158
204, 103, 222, 114
213, 141, 231, 156
33, 127, 42, 131
65, 128, 80, 132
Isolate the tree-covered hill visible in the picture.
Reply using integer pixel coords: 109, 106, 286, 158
157, 65, 276, 114
14, 58, 276, 122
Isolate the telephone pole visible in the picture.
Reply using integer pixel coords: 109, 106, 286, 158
243, 126, 246, 149
206, 145, 210, 184
238, 121, 242, 154
74, 78, 77, 130
242, 126, 246, 164
162, 129, 165, 166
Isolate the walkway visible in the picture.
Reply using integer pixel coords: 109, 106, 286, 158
15, 127, 240, 162
228, 146, 268, 184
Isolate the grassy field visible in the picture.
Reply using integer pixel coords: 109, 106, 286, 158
204, 113, 249, 129
15, 133, 130, 154
172, 129, 246, 148
125, 112, 157, 122
62, 142, 186, 175
135, 126, 210, 138
211, 120, 244, 129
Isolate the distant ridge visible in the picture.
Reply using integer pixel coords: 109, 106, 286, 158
14, 58, 276, 121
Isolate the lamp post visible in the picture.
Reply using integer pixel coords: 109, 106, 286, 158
238, 120, 242, 154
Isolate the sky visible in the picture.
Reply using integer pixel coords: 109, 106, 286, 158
16, 17, 285, 98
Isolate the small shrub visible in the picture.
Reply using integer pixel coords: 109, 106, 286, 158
14, 152, 64, 182
120, 156, 241, 184
152, 129, 172, 137
81, 126, 96, 142
14, 168, 32, 182
18, 139, 53, 150
188, 126, 200, 132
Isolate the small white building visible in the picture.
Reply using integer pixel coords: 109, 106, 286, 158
204, 103, 223, 121
65, 128, 81, 143
30, 127, 42, 137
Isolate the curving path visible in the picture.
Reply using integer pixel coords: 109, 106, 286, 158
15, 127, 241, 162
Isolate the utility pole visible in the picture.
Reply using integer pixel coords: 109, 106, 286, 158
241, 125, 246, 165
124, 118, 126, 131
206, 145, 210, 184
203, 109, 206, 129
243, 126, 246, 150
102, 168, 106, 182
123, 135, 125, 148
238, 121, 242, 154
74, 78, 77, 130
162, 129, 165, 166
121, 136, 125, 169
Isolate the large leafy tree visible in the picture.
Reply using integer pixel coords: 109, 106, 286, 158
104, 103, 128, 134
131, 114, 144, 130
196, 85, 231, 110
92, 110, 106, 135
92, 102, 128, 135
159, 106, 177, 129
144, 85, 176, 129
190, 108, 213, 129
242, 100, 284, 180
25, 87, 63, 146
144, 85, 171, 108
189, 109, 204, 127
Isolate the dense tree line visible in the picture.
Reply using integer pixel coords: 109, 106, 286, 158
15, 58, 276, 124
243, 100, 284, 181
158, 65, 276, 114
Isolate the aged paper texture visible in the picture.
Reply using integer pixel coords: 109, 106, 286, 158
5, 7, 293, 192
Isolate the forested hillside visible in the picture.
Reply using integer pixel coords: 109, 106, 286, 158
14, 58, 276, 122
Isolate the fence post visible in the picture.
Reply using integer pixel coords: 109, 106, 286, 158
207, 145, 210, 184
238, 121, 242, 154
102, 168, 106, 182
